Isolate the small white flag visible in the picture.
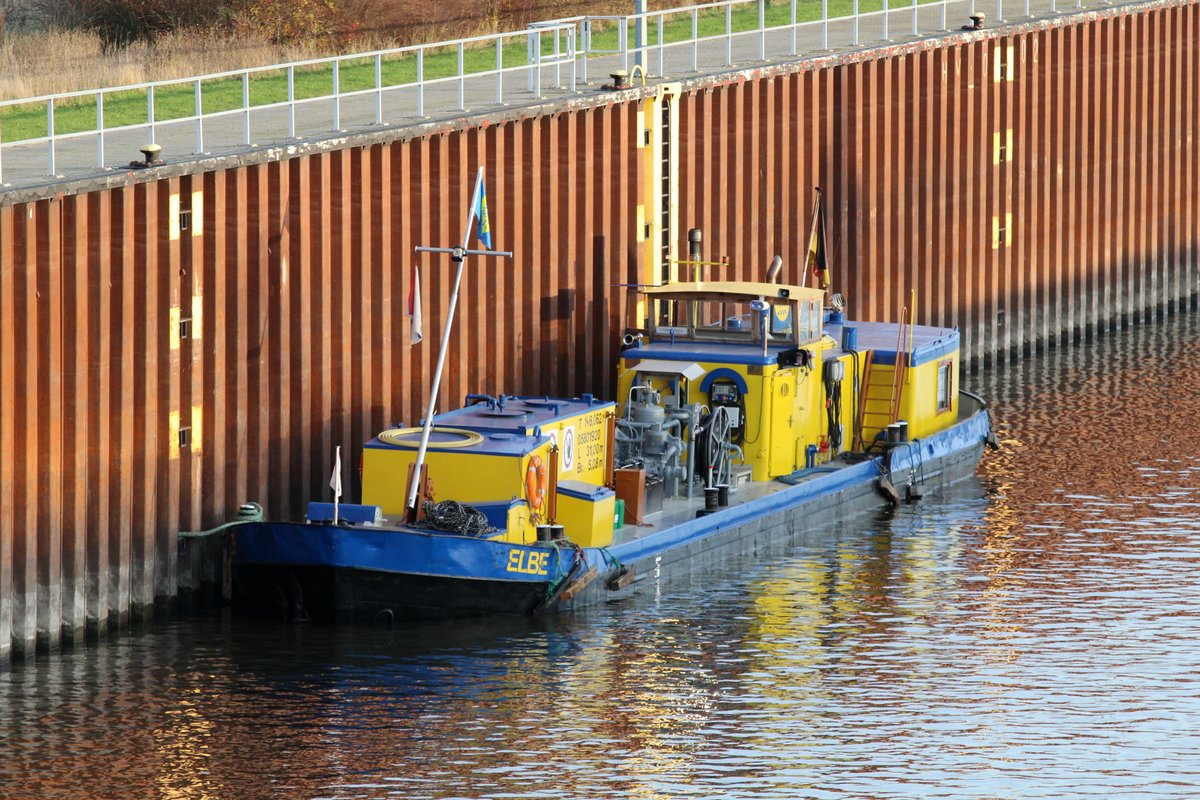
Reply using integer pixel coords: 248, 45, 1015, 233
408, 262, 423, 345
330, 445, 343, 500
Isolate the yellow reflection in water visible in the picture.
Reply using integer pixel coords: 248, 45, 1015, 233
154, 688, 217, 800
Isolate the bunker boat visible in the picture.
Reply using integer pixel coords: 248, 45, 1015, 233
234, 275, 995, 622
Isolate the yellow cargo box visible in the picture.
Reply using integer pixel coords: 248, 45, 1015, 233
556, 479, 616, 548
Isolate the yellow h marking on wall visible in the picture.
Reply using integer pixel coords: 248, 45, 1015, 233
191, 404, 203, 454
992, 212, 1013, 249
191, 191, 203, 237
993, 128, 1013, 164
169, 410, 181, 459
993, 44, 1015, 82
191, 294, 204, 340
168, 193, 181, 240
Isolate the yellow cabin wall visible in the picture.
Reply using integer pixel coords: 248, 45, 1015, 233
616, 337, 840, 482
898, 354, 959, 439
539, 406, 611, 485
362, 442, 553, 516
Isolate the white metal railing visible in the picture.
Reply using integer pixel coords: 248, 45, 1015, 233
0, 24, 576, 185
0, 0, 1118, 186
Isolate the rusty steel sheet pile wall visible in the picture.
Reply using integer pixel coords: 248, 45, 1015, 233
2, 1, 1199, 660
0, 105, 643, 659
678, 1, 1199, 365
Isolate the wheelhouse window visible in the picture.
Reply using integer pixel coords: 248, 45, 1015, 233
936, 360, 953, 412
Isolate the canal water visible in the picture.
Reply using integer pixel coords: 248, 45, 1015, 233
3, 313, 1200, 799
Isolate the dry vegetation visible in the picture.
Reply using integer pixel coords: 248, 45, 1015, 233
0, 28, 335, 100
0, 0, 648, 101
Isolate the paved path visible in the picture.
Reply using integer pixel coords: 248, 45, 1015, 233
0, 0, 1118, 192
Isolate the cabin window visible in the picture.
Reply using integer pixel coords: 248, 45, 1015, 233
936, 360, 953, 412
791, 300, 821, 343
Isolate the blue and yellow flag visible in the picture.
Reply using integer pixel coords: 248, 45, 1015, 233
475, 178, 493, 249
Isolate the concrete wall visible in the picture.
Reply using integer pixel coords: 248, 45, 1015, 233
1, 0, 1197, 661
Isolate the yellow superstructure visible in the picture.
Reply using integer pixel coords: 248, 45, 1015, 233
360, 396, 617, 545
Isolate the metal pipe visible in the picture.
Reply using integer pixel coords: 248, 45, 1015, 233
766, 255, 783, 282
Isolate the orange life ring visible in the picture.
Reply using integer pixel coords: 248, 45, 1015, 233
525, 454, 548, 511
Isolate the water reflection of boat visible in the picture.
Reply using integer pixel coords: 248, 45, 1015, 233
233, 270, 994, 622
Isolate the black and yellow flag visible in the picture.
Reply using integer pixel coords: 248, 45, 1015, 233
805, 189, 830, 291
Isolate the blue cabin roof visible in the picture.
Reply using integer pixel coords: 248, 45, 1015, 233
363, 395, 614, 457
825, 321, 959, 367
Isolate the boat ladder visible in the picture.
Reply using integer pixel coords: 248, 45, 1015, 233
855, 307, 910, 448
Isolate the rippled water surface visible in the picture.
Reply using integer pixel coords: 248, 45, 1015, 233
5, 316, 1200, 799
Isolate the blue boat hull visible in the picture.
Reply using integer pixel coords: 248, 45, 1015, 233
234, 524, 581, 620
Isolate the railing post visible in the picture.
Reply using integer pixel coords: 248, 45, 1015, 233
97, 93, 106, 167
569, 29, 577, 93
621, 21, 629, 73
147, 84, 156, 144
634, 0, 646, 70
791, 0, 798, 56
288, 66, 296, 138
333, 60, 341, 130
242, 72, 250, 145
940, 0, 946, 30
692, 9, 699, 71
458, 42, 465, 110
658, 14, 665, 77
497, 36, 504, 103
47, 100, 56, 175
822, 0, 829, 49
883, 0, 890, 40
193, 80, 203, 153
0, 117, 4, 185
375, 54, 383, 124
759, 0, 766, 61
725, 4, 733, 66
1025, 0, 1030, 16
554, 28, 562, 88
913, 0, 918, 36
535, 33, 543, 98
527, 29, 535, 93
581, 20, 590, 84
996, 0, 1002, 21
418, 48, 426, 118
853, 0, 860, 45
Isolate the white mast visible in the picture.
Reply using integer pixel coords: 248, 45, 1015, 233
406, 167, 513, 516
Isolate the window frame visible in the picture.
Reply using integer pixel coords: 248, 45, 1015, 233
936, 359, 954, 413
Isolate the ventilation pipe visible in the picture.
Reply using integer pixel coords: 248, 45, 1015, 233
765, 255, 783, 283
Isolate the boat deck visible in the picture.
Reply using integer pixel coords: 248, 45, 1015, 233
611, 460, 852, 546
